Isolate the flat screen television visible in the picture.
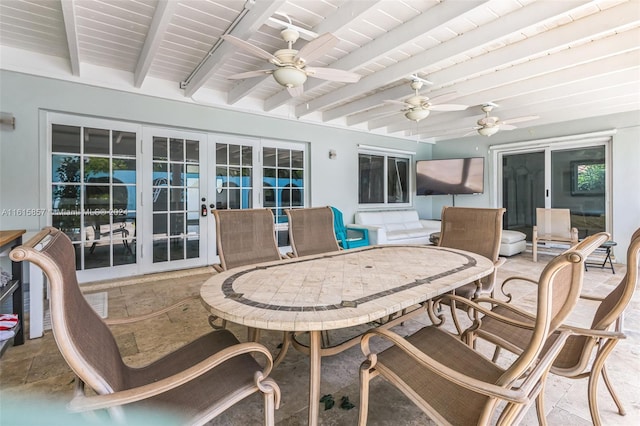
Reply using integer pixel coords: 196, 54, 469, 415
416, 157, 484, 195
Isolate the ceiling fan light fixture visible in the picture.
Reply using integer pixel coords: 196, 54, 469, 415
405, 109, 430, 122
477, 126, 499, 137
273, 67, 307, 88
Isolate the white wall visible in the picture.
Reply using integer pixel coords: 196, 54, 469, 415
0, 70, 431, 235
1, 70, 637, 263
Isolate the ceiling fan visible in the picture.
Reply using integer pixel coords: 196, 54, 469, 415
385, 78, 468, 122
469, 103, 539, 136
222, 27, 361, 97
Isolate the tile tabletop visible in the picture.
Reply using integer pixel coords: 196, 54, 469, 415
200, 245, 494, 332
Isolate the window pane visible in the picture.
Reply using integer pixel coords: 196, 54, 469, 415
84, 128, 110, 155
85, 157, 110, 181
278, 149, 291, 168
263, 147, 276, 167
242, 146, 252, 165
113, 131, 136, 157
170, 163, 184, 186
388, 157, 409, 203
153, 137, 168, 160
170, 138, 183, 162
291, 150, 303, 168
185, 140, 199, 163
113, 159, 136, 183
216, 144, 228, 164
52, 124, 81, 153
52, 184, 81, 211
52, 155, 80, 183
229, 145, 241, 165
359, 154, 384, 204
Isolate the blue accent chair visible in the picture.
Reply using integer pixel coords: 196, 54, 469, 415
330, 206, 370, 249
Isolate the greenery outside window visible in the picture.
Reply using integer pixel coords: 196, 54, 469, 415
358, 149, 411, 206
571, 160, 605, 196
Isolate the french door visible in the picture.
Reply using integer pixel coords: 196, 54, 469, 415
498, 141, 609, 241
141, 128, 210, 273
49, 114, 307, 281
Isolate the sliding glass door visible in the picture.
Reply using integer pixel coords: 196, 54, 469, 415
500, 144, 608, 241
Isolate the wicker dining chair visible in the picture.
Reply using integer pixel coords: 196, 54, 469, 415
469, 229, 639, 426
358, 237, 594, 426
438, 206, 506, 299
286, 206, 341, 257
10, 227, 280, 426
212, 208, 283, 272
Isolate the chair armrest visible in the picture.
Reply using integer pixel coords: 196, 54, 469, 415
345, 225, 369, 238
559, 324, 626, 340
579, 293, 606, 302
441, 294, 536, 330
351, 224, 386, 245
104, 295, 199, 326
500, 276, 539, 302
68, 341, 277, 412
361, 328, 528, 403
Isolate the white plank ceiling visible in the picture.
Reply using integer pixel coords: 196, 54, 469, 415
1, 0, 638, 142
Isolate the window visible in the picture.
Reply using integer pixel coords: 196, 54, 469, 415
358, 149, 411, 206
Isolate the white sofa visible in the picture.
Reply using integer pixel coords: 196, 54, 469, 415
349, 210, 441, 245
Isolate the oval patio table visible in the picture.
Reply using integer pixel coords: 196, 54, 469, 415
200, 244, 494, 426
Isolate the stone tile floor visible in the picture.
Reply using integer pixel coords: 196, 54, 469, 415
1, 250, 638, 425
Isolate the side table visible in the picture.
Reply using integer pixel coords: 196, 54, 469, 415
585, 240, 617, 274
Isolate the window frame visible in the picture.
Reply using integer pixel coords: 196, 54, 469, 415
357, 146, 413, 209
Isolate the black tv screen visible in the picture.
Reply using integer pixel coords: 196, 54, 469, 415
416, 157, 484, 195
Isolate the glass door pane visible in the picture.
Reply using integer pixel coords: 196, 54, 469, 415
51, 123, 137, 271
152, 137, 201, 263
144, 128, 208, 273
551, 146, 606, 238
502, 151, 544, 241
263, 146, 304, 246
501, 145, 607, 241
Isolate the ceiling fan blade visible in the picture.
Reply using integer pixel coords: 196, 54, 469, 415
429, 103, 468, 111
287, 85, 304, 97
305, 66, 361, 83
500, 124, 517, 131
295, 33, 339, 64
227, 69, 273, 80
222, 35, 279, 62
501, 115, 540, 125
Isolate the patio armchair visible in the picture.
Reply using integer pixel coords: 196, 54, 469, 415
468, 229, 639, 426
210, 208, 285, 331
437, 206, 506, 333
358, 236, 593, 426
330, 206, 369, 249
285, 206, 341, 257
10, 227, 281, 426
211, 208, 283, 272
533, 208, 579, 262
